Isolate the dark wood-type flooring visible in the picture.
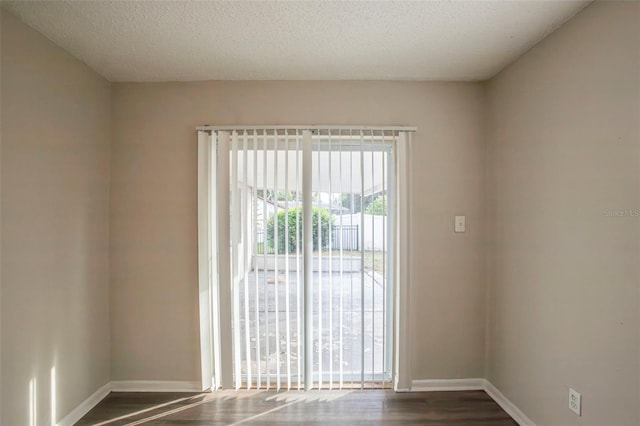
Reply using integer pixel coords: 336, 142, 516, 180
76, 390, 518, 425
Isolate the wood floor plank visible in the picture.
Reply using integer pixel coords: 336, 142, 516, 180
75, 390, 517, 425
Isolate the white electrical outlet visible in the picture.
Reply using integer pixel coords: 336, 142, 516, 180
569, 388, 581, 416
454, 215, 465, 232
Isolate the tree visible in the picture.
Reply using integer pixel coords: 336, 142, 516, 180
365, 195, 387, 216
266, 207, 333, 252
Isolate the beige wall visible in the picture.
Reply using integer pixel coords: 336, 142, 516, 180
1, 10, 111, 426
486, 2, 640, 425
110, 81, 487, 382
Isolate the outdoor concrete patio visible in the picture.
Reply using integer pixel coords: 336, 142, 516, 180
236, 268, 389, 386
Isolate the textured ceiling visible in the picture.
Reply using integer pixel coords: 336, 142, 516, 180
3, 0, 590, 82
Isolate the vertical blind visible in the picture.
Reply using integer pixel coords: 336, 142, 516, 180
197, 126, 414, 392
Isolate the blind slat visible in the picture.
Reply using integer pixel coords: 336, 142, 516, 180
231, 132, 242, 390
284, 131, 292, 391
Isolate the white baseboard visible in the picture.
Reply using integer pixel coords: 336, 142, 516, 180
484, 380, 536, 426
58, 382, 112, 426
57, 380, 202, 426
410, 378, 536, 426
411, 378, 486, 391
110, 380, 202, 392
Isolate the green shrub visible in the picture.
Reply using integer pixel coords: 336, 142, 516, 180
266, 206, 333, 253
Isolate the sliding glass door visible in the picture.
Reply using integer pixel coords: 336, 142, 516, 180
199, 128, 407, 391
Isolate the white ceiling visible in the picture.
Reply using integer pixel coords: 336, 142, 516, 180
3, 0, 590, 82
